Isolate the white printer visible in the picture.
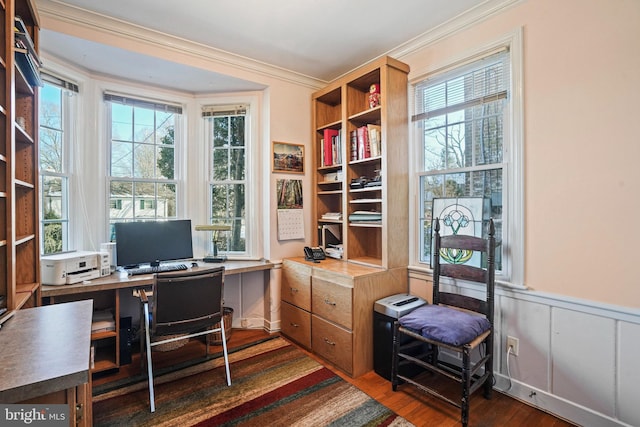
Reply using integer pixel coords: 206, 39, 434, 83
41, 251, 111, 285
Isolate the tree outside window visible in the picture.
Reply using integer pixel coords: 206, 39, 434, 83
206, 107, 248, 255
107, 95, 180, 237
39, 83, 70, 254
416, 51, 509, 272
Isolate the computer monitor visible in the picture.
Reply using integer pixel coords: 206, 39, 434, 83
114, 219, 194, 268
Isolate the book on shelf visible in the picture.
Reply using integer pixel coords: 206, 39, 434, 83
350, 130, 358, 161
348, 210, 382, 222
356, 126, 369, 159
322, 128, 340, 166
14, 16, 40, 65
321, 212, 343, 220
353, 125, 382, 160
323, 170, 343, 182
367, 124, 381, 157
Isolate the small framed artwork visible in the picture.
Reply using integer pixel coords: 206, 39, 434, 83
272, 141, 304, 174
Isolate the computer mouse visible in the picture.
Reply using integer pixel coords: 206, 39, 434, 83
191, 262, 199, 268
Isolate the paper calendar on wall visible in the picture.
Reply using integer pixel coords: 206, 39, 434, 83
277, 209, 305, 240
276, 179, 304, 240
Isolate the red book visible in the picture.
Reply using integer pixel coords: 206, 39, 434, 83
356, 126, 370, 159
323, 129, 339, 166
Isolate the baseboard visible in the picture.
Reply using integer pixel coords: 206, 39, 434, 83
493, 374, 632, 427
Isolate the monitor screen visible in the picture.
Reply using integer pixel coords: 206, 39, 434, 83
114, 219, 194, 268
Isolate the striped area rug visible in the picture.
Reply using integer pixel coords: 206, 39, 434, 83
93, 337, 414, 426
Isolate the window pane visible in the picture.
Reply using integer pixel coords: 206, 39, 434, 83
112, 104, 133, 141
40, 85, 62, 129
39, 81, 71, 254
158, 183, 176, 217
157, 145, 174, 179
156, 111, 175, 145
213, 149, 228, 180
111, 141, 133, 177
134, 107, 155, 143
207, 107, 249, 255
211, 184, 228, 218
472, 105, 503, 165
39, 128, 63, 173
43, 222, 64, 254
41, 176, 64, 219
110, 181, 133, 219
419, 169, 502, 268
132, 143, 155, 179
213, 116, 229, 147
134, 182, 156, 218
229, 148, 245, 180
230, 116, 245, 146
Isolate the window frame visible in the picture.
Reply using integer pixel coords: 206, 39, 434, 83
200, 97, 261, 260
38, 74, 77, 254
409, 28, 524, 287
105, 92, 185, 232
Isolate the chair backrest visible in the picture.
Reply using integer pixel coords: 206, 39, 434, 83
432, 218, 496, 323
151, 267, 225, 336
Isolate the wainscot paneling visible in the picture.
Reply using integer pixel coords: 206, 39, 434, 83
408, 268, 640, 427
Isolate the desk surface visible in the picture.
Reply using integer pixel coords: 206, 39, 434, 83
41, 259, 274, 298
0, 300, 93, 402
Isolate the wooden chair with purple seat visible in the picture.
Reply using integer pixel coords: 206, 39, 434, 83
391, 218, 496, 427
139, 267, 231, 412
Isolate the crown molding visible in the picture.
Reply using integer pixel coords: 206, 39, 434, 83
37, 0, 327, 90
388, 0, 524, 60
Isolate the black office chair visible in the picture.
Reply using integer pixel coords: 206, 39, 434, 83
391, 218, 496, 427
139, 267, 231, 412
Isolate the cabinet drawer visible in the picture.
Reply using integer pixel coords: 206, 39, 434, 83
312, 315, 353, 374
312, 277, 352, 329
281, 301, 311, 349
281, 260, 311, 311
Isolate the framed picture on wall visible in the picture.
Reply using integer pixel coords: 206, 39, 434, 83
272, 141, 304, 174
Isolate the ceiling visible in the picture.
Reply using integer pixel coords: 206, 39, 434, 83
36, 0, 499, 94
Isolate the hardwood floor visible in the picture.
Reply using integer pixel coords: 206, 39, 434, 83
93, 329, 576, 426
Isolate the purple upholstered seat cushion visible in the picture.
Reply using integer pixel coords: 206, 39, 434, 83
399, 305, 491, 347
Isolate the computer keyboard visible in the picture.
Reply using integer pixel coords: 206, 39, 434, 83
126, 263, 188, 276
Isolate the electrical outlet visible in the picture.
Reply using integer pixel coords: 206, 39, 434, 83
507, 336, 519, 356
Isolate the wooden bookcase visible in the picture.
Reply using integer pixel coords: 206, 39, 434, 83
312, 56, 409, 269
281, 57, 411, 377
0, 0, 41, 319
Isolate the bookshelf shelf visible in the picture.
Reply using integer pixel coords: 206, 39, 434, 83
1, 0, 41, 318
310, 56, 409, 269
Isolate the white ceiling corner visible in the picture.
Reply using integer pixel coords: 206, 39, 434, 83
35, 0, 520, 94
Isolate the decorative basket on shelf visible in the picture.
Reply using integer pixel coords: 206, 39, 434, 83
208, 307, 234, 345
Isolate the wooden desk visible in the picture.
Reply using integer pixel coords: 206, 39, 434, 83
41, 259, 274, 298
40, 260, 274, 374
0, 300, 93, 426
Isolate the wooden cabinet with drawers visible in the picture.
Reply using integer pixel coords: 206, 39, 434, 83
281, 257, 406, 377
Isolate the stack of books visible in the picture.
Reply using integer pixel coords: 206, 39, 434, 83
14, 16, 42, 87
92, 309, 116, 333
321, 212, 342, 221
348, 210, 382, 224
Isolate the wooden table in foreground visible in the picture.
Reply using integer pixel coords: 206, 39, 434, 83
0, 300, 93, 427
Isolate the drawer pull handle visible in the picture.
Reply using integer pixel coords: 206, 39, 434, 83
323, 338, 336, 346
324, 298, 336, 306
290, 287, 299, 294
290, 322, 299, 328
